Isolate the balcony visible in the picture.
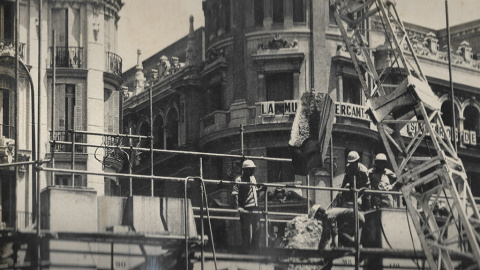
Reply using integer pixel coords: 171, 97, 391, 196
52, 130, 85, 153
50, 46, 84, 68
0, 39, 26, 62
105, 51, 122, 76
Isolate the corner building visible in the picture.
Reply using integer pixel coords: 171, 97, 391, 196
0, 0, 124, 230
122, 0, 480, 250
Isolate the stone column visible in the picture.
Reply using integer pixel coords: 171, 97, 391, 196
459, 116, 465, 148
284, 0, 293, 28
257, 72, 266, 102
336, 71, 343, 102
263, 0, 273, 29
293, 71, 300, 99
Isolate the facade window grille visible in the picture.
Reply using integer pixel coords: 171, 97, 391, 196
266, 72, 293, 101
272, 0, 284, 23
254, 0, 264, 26
293, 0, 305, 23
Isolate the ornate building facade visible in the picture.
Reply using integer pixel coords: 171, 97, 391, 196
0, 0, 123, 230
122, 0, 480, 250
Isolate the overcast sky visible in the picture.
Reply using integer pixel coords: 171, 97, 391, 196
118, 0, 480, 70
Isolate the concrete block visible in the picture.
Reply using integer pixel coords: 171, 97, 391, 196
98, 196, 127, 232
122, 196, 197, 237
41, 186, 97, 232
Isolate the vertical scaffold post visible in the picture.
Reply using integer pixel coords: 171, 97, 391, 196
264, 190, 268, 247
51, 30, 56, 183
354, 176, 360, 270
128, 128, 133, 197
71, 129, 75, 185
37, 0, 43, 268
14, 0, 19, 232
240, 124, 244, 156
149, 84, 154, 197
184, 177, 189, 268
199, 158, 205, 270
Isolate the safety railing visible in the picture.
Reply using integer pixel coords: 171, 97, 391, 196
105, 51, 122, 76
52, 130, 85, 153
2, 126, 468, 269
50, 46, 84, 68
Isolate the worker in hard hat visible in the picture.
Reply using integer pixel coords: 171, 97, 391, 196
232, 159, 266, 248
366, 153, 398, 208
339, 151, 369, 207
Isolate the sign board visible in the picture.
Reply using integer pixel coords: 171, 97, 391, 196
334, 102, 371, 121
405, 122, 476, 145
260, 100, 298, 116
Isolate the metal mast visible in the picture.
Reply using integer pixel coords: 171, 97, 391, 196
331, 0, 480, 269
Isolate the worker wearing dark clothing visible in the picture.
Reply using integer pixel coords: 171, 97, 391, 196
232, 159, 262, 248
366, 153, 397, 208
339, 151, 369, 206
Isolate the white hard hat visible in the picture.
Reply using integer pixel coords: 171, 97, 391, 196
242, 159, 256, 168
375, 153, 387, 161
347, 151, 360, 163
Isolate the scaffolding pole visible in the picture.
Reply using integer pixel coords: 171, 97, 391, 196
36, 0, 43, 269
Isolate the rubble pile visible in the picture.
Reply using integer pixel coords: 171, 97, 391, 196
283, 215, 331, 250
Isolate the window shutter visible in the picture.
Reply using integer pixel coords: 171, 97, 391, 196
74, 83, 83, 131
55, 84, 66, 130
113, 91, 119, 133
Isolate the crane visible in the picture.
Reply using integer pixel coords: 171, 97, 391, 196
330, 0, 480, 269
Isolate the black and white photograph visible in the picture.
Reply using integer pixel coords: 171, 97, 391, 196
1, 0, 480, 269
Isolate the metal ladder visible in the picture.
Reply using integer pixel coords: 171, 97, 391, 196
330, 0, 480, 268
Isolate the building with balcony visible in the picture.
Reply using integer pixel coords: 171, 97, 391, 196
0, 0, 124, 231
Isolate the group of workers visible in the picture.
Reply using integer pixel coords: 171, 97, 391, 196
339, 151, 398, 210
231, 151, 399, 248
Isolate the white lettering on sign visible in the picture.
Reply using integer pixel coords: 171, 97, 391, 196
284, 100, 298, 115
334, 102, 370, 121
261, 101, 275, 116
405, 122, 477, 145
260, 100, 298, 116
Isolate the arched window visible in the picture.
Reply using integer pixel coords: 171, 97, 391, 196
464, 106, 479, 133
441, 101, 459, 127
153, 116, 164, 149
166, 109, 179, 150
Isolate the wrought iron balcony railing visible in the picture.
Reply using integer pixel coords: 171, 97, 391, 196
105, 51, 122, 75
52, 130, 85, 153
51, 46, 84, 68
0, 39, 26, 61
